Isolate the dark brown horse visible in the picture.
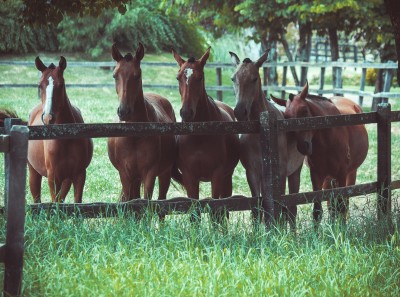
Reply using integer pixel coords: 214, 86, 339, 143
28, 56, 93, 203
271, 82, 369, 223
172, 47, 240, 216
108, 43, 177, 201
229, 51, 304, 227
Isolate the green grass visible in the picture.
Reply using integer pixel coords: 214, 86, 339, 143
1, 53, 400, 295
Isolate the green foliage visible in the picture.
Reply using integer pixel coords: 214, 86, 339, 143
366, 68, 378, 86
0, 0, 58, 54
57, 2, 205, 58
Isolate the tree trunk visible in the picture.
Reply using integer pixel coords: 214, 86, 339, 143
384, 0, 400, 85
372, 69, 384, 111
298, 22, 312, 86
262, 37, 278, 86
280, 30, 300, 86
328, 26, 340, 90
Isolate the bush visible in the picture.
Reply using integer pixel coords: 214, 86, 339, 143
0, 0, 58, 54
366, 68, 378, 86
57, 2, 206, 58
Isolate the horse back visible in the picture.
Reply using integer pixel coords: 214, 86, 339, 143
214, 100, 236, 121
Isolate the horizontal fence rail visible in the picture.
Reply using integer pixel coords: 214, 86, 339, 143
1, 60, 399, 102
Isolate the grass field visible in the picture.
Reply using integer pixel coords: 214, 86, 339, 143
1, 52, 400, 296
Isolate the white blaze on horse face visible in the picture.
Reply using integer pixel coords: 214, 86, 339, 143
44, 76, 54, 116
184, 68, 193, 85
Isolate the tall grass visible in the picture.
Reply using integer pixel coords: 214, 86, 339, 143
1, 53, 400, 295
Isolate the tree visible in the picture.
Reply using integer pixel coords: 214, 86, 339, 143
384, 0, 400, 85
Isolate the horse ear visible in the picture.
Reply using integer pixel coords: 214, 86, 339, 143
112, 43, 123, 62
199, 46, 211, 66
135, 42, 145, 62
229, 51, 240, 66
35, 56, 47, 72
59, 56, 67, 71
299, 80, 309, 100
270, 94, 287, 107
254, 48, 270, 68
172, 48, 185, 66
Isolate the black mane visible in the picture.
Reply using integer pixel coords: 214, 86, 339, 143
124, 53, 134, 61
188, 57, 196, 63
242, 58, 252, 63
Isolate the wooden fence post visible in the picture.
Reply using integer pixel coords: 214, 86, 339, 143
359, 67, 367, 106
382, 69, 394, 104
376, 103, 392, 223
259, 111, 280, 227
216, 67, 223, 101
334, 66, 343, 96
318, 67, 325, 96
4, 118, 23, 214
281, 66, 287, 99
3, 125, 29, 296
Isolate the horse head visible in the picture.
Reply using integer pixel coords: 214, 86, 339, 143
172, 47, 210, 122
112, 43, 144, 121
35, 56, 67, 125
229, 50, 270, 121
271, 81, 313, 155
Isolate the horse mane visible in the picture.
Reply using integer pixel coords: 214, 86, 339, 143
242, 58, 252, 63
124, 53, 134, 61
188, 57, 196, 63
306, 94, 332, 102
0, 108, 27, 127
48, 63, 56, 69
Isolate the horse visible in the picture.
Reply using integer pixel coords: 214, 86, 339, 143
28, 56, 93, 203
172, 47, 240, 221
229, 51, 304, 228
271, 82, 369, 223
108, 43, 177, 202
0, 109, 27, 126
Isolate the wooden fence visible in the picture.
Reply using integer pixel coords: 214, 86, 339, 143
0, 60, 399, 104
1, 103, 399, 295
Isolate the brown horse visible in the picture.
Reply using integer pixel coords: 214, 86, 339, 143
229, 51, 304, 227
28, 56, 93, 203
0, 109, 27, 126
271, 82, 369, 223
172, 47, 240, 218
108, 43, 177, 202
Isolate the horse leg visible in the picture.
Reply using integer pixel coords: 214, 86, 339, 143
60, 179, 72, 202
274, 175, 287, 229
310, 170, 325, 226
157, 170, 171, 221
28, 163, 42, 203
245, 170, 261, 222
183, 174, 200, 222
72, 171, 86, 203
47, 174, 63, 203
119, 171, 140, 201
287, 165, 303, 231
211, 174, 232, 224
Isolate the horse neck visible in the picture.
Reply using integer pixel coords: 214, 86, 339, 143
249, 86, 270, 120
129, 87, 152, 122
193, 93, 221, 121
307, 99, 340, 117
54, 87, 77, 124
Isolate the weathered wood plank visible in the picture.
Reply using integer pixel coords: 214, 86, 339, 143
377, 104, 392, 219
28, 196, 257, 218
0, 135, 9, 152
28, 121, 260, 140
0, 243, 5, 263
278, 112, 377, 132
3, 125, 29, 296
278, 182, 377, 207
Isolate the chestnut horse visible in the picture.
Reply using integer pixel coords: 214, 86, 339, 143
108, 43, 177, 201
28, 56, 93, 203
229, 51, 304, 227
271, 82, 369, 223
0, 109, 27, 126
172, 47, 240, 219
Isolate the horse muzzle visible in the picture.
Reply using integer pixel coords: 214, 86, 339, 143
297, 140, 312, 156
117, 106, 131, 121
180, 107, 194, 122
234, 105, 249, 121
41, 112, 55, 125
